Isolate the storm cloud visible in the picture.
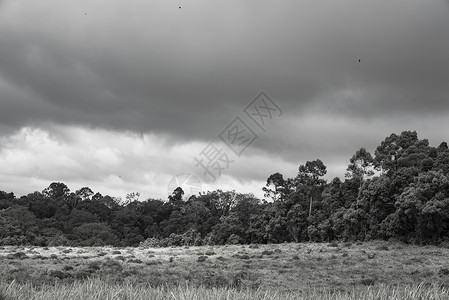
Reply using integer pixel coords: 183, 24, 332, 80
1, 0, 449, 199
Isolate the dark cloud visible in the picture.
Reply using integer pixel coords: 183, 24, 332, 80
0, 0, 448, 153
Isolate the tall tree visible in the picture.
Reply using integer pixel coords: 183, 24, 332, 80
374, 131, 419, 175
42, 182, 70, 200
346, 148, 375, 194
294, 159, 327, 217
75, 187, 94, 201
125, 192, 141, 205
168, 187, 184, 208
263, 172, 287, 201
386, 170, 449, 243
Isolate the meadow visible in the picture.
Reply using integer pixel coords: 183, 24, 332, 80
0, 241, 449, 299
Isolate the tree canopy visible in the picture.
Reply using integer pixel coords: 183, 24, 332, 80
1, 130, 449, 246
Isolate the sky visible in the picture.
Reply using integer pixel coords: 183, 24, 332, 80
0, 0, 449, 201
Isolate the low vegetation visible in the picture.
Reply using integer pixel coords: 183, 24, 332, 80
1, 241, 449, 292
1, 280, 449, 300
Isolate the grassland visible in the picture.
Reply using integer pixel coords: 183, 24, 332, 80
0, 241, 449, 299
1, 280, 449, 300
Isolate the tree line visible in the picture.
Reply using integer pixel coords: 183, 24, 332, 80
1, 130, 449, 247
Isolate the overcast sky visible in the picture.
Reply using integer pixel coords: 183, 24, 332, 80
1, 0, 449, 200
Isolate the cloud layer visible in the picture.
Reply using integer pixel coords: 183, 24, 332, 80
1, 0, 449, 198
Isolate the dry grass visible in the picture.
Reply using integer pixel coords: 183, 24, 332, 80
0, 279, 448, 300
0, 241, 448, 292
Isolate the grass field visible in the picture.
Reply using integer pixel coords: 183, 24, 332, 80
1, 241, 449, 299
1, 280, 449, 300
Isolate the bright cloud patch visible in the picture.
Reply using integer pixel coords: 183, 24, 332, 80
0, 126, 297, 200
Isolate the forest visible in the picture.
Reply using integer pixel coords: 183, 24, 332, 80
1, 130, 449, 247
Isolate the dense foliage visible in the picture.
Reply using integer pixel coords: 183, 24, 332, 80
1, 131, 449, 246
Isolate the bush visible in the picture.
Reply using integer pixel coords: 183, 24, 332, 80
47, 270, 67, 279
33, 236, 48, 246
226, 234, 242, 245
145, 260, 162, 265
439, 268, 449, 276
72, 223, 119, 246
74, 269, 91, 279
360, 277, 376, 286
181, 228, 203, 246
140, 238, 162, 248
63, 265, 74, 271
307, 225, 320, 242
6, 252, 28, 260
87, 262, 100, 271
48, 235, 69, 247
0, 236, 29, 246
197, 256, 208, 262
140, 229, 204, 248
